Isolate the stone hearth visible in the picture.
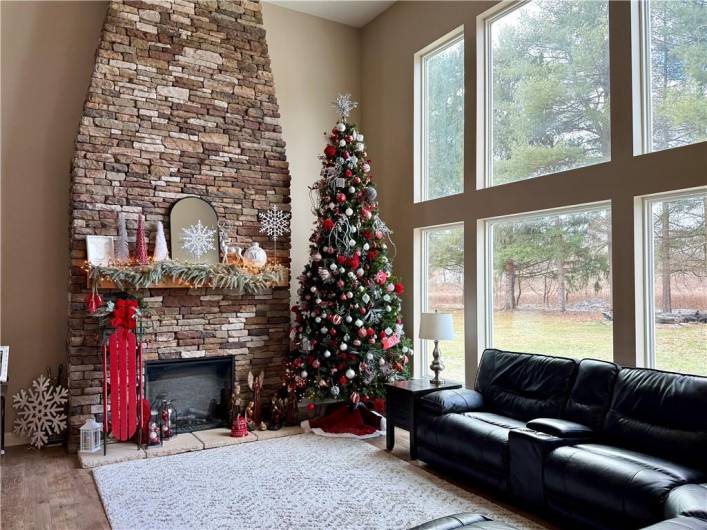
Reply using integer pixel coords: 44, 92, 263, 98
68, 0, 290, 449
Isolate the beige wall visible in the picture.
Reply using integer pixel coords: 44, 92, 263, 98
262, 2, 361, 308
1, 1, 107, 444
361, 1, 706, 385
0, 1, 361, 445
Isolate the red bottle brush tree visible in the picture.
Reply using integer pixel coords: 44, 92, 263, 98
287, 95, 412, 405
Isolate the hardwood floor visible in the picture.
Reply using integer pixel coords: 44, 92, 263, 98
1, 429, 555, 529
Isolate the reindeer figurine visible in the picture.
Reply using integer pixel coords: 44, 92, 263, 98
247, 369, 265, 425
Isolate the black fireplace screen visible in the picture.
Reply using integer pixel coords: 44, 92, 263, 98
145, 357, 233, 433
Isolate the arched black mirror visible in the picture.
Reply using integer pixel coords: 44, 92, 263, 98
170, 197, 220, 264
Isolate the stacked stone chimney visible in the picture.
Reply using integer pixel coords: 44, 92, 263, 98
68, 0, 290, 448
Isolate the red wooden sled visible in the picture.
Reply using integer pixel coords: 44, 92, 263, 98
102, 328, 143, 445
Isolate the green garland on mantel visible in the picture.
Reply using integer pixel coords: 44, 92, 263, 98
88, 260, 286, 293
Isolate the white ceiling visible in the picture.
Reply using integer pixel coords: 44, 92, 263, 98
265, 1, 395, 28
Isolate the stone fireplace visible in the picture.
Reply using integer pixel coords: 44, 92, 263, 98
67, 0, 290, 449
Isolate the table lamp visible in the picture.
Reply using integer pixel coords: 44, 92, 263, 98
419, 311, 455, 385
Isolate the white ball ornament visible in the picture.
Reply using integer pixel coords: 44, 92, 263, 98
345, 368, 355, 379
348, 186, 356, 193
320, 327, 328, 334
402, 346, 409, 353
339, 139, 346, 147
301, 370, 308, 378
329, 263, 338, 271
379, 358, 386, 366
345, 315, 353, 323
339, 267, 345, 274
349, 239, 356, 247
363, 243, 370, 251
310, 286, 317, 292
315, 298, 322, 304
323, 350, 332, 358
366, 352, 374, 361
362, 163, 371, 173
340, 343, 348, 351
336, 122, 346, 132
383, 294, 391, 302
348, 271, 355, 278
386, 305, 392, 312
345, 208, 353, 216
356, 268, 364, 277
355, 319, 363, 327
346, 291, 353, 299
315, 316, 322, 323
328, 202, 335, 210
362, 294, 370, 303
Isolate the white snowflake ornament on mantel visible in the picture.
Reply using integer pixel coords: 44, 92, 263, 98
180, 219, 217, 261
258, 205, 291, 253
13, 374, 68, 449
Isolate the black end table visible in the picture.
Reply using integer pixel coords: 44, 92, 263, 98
384, 378, 462, 459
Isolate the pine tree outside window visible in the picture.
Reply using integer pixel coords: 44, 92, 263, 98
479, 0, 611, 187
415, 28, 464, 202
480, 204, 613, 361
634, 0, 707, 154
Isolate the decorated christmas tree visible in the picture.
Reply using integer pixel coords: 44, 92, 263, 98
288, 95, 412, 406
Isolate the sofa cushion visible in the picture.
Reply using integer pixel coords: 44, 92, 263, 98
408, 513, 519, 530
544, 444, 705, 527
416, 411, 524, 473
604, 368, 707, 469
564, 358, 619, 430
475, 349, 577, 422
640, 516, 707, 530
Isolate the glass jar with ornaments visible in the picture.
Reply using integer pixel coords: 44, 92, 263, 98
147, 409, 161, 446
160, 399, 177, 440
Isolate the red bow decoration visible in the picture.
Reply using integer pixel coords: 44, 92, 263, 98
111, 299, 139, 329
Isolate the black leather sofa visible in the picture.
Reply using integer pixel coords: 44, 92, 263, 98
416, 349, 707, 530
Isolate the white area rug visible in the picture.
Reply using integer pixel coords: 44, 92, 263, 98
93, 434, 546, 530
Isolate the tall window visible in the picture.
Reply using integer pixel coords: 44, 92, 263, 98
483, 205, 612, 360
641, 190, 706, 375
417, 29, 464, 202
637, 0, 707, 153
420, 224, 464, 382
481, 1, 611, 187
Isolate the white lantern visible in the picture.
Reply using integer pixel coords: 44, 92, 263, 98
79, 418, 103, 453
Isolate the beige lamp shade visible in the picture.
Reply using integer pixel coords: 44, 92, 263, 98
419, 312, 455, 341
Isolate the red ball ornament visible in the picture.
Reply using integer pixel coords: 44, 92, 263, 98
324, 145, 337, 158
307, 402, 316, 411
339, 375, 348, 385
336, 192, 346, 203
345, 169, 353, 177
367, 328, 375, 336
353, 339, 361, 347
353, 177, 361, 184
322, 219, 335, 232
394, 283, 405, 295
336, 255, 347, 264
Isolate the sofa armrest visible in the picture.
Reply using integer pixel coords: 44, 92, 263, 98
666, 484, 707, 521
526, 418, 595, 439
419, 388, 484, 415
509, 428, 588, 505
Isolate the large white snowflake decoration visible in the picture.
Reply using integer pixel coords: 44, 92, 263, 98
180, 219, 216, 260
13, 374, 68, 449
259, 205, 291, 242
333, 93, 358, 119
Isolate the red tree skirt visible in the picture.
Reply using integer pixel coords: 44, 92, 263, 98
302, 404, 386, 439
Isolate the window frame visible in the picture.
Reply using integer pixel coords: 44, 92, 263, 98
414, 25, 464, 204
414, 222, 465, 379
478, 201, 613, 356
635, 186, 707, 370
